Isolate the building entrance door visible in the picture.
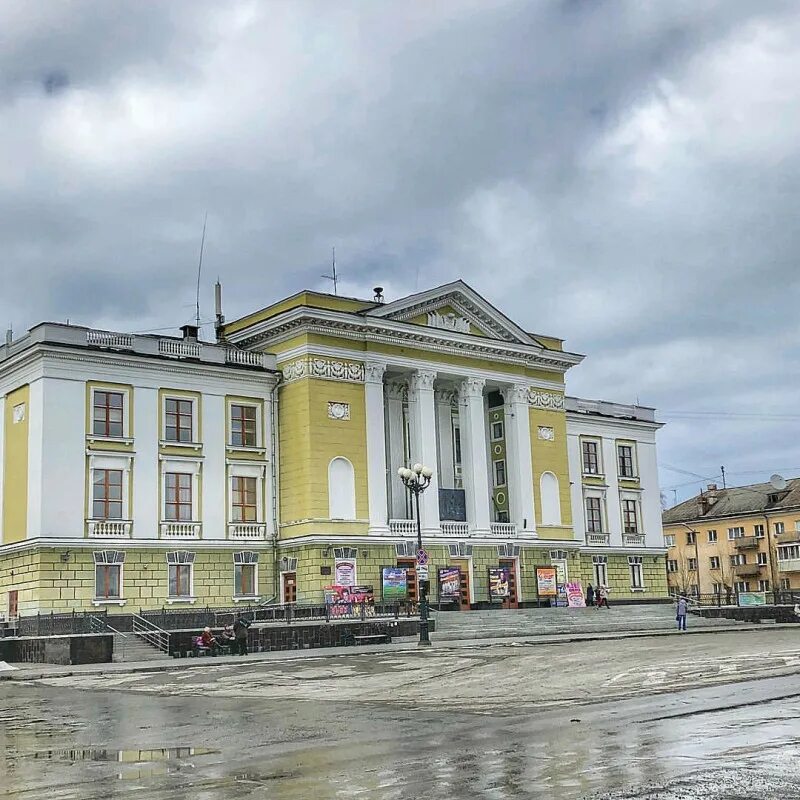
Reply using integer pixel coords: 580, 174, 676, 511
397, 558, 418, 604
499, 558, 519, 609
7, 590, 18, 620
282, 572, 297, 604
451, 559, 471, 609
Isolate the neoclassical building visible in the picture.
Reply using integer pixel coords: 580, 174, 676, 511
0, 281, 667, 616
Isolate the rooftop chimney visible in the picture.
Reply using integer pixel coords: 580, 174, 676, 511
373, 286, 385, 303
214, 280, 226, 343
180, 324, 199, 341
5, 326, 11, 347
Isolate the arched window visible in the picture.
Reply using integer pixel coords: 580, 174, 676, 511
540, 472, 561, 526
328, 457, 356, 519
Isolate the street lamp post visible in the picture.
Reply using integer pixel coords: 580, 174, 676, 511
398, 463, 434, 647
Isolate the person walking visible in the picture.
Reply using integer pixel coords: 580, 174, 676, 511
676, 596, 688, 631
233, 616, 251, 655
597, 585, 610, 609
586, 584, 595, 607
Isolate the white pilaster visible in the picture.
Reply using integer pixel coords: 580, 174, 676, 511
502, 384, 537, 536
460, 377, 491, 536
0, 395, 4, 542
435, 390, 457, 488
364, 361, 389, 534
385, 382, 408, 519
132, 387, 159, 539
26, 378, 44, 539
202, 393, 226, 539
408, 369, 440, 535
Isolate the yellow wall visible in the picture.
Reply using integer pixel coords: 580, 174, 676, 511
3, 385, 29, 544
529, 406, 573, 530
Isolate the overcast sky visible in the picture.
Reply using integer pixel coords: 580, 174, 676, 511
3, 1, 800, 503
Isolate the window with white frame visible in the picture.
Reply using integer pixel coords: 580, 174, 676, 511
234, 551, 258, 598
712, 582, 722, 594
758, 579, 770, 592
617, 443, 636, 478
585, 496, 603, 533
592, 554, 607, 586
707, 530, 718, 542
667, 559, 678, 572
622, 499, 639, 534
757, 552, 768, 566
88, 454, 131, 523
493, 459, 506, 488
774, 521, 785, 535
163, 395, 198, 444
686, 530, 696, 545
753, 524, 765, 538
230, 403, 260, 448
735, 581, 749, 593
490, 420, 504, 441
628, 556, 643, 589
91, 388, 128, 439
664, 534, 675, 547
781, 578, 791, 590
167, 551, 195, 598
709, 556, 720, 570
779, 545, 800, 561
730, 553, 746, 566
94, 551, 124, 600
687, 557, 698, 571
228, 463, 265, 528
581, 439, 601, 475
727, 526, 744, 540
161, 459, 201, 525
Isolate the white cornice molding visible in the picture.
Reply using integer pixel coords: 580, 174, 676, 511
274, 342, 567, 392
0, 537, 276, 555
282, 356, 366, 385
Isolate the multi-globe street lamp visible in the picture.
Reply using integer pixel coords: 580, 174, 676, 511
397, 463, 433, 647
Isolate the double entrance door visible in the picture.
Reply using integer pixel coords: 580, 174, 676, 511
499, 558, 519, 609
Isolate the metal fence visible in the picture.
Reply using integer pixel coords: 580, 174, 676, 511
671, 590, 800, 608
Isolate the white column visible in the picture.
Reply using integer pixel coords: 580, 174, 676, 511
385, 382, 407, 519
202, 393, 226, 539
364, 361, 389, 534
435, 390, 456, 489
132, 387, 159, 539
408, 369, 440, 535
502, 384, 536, 536
460, 377, 491, 536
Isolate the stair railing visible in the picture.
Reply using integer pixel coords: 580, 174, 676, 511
132, 614, 170, 653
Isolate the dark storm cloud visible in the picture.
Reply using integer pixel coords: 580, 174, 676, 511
1, 0, 799, 499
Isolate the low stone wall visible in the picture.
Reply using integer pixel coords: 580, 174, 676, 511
695, 605, 800, 623
168, 618, 427, 656
0, 633, 113, 665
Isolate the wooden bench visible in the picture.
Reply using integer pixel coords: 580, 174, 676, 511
352, 633, 391, 646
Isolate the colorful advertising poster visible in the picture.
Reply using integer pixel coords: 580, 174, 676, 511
488, 566, 510, 599
334, 558, 357, 587
554, 560, 568, 586
536, 567, 557, 597
324, 585, 375, 617
738, 591, 766, 607
438, 567, 461, 599
382, 567, 408, 600
565, 581, 586, 608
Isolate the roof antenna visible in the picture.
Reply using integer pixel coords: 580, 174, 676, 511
720, 465, 726, 489
195, 213, 208, 330
322, 246, 338, 295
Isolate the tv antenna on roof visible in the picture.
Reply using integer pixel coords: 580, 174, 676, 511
195, 212, 208, 329
322, 246, 338, 295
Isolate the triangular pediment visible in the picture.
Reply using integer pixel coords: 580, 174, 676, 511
365, 281, 536, 345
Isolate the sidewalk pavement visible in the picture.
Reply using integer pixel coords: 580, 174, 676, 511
1, 622, 794, 682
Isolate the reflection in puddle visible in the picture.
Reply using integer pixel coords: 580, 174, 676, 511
25, 746, 218, 763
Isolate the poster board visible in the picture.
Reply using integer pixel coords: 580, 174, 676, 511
438, 567, 462, 599
324, 585, 375, 617
565, 581, 586, 608
381, 567, 408, 600
536, 566, 557, 597
334, 558, 357, 587
738, 591, 766, 607
488, 566, 510, 599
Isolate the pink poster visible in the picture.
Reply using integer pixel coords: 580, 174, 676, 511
566, 581, 586, 608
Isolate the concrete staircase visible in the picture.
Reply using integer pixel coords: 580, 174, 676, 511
431, 603, 744, 642
112, 633, 170, 663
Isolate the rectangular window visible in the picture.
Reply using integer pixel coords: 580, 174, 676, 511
774, 522, 785, 534
493, 460, 506, 487
667, 559, 678, 572
757, 552, 768, 566
165, 398, 193, 443
727, 527, 744, 540
782, 578, 791, 590
712, 582, 722, 594
622, 500, 639, 534
235, 564, 256, 597
165, 473, 192, 521
490, 421, 504, 441
232, 476, 257, 522
169, 564, 192, 597
92, 469, 123, 520
230, 404, 258, 447
686, 531, 696, 545
688, 557, 698, 571
585, 497, 603, 533
617, 444, 635, 478
664, 534, 675, 547
581, 440, 600, 475
707, 530, 718, 542
753, 524, 765, 538
628, 556, 643, 589
94, 564, 121, 599
758, 580, 770, 592
709, 556, 720, 570
93, 390, 124, 438
730, 554, 746, 566
735, 581, 749, 593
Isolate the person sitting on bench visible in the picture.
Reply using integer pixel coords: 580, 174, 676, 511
198, 626, 219, 654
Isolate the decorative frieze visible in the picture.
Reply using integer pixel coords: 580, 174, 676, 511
528, 389, 564, 410
327, 402, 351, 421
282, 357, 365, 384
537, 426, 555, 441
427, 310, 470, 334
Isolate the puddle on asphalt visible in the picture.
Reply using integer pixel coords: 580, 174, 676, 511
23, 746, 219, 763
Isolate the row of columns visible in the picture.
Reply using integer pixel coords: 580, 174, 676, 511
364, 361, 538, 537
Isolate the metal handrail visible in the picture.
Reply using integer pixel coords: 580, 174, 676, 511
132, 614, 170, 653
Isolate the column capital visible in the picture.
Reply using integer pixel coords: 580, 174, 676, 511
364, 361, 387, 384
435, 388, 459, 406
409, 369, 437, 395
385, 381, 408, 402
501, 384, 530, 405
460, 376, 486, 399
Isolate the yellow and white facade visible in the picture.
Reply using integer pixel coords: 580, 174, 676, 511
0, 282, 668, 616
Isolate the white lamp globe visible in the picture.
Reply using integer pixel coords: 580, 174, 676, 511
397, 467, 406, 477
407, 472, 417, 483
421, 466, 433, 478
412, 463, 423, 474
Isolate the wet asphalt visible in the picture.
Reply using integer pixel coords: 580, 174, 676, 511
2, 665, 800, 799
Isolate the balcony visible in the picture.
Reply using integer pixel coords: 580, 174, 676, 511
160, 522, 201, 539
159, 339, 201, 359
228, 523, 267, 540
734, 563, 762, 577
735, 537, 761, 550
776, 531, 800, 545
87, 520, 132, 538
587, 532, 610, 546
489, 522, 517, 537
225, 349, 267, 368
389, 519, 417, 536
779, 558, 800, 572
441, 521, 469, 537
622, 533, 646, 547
